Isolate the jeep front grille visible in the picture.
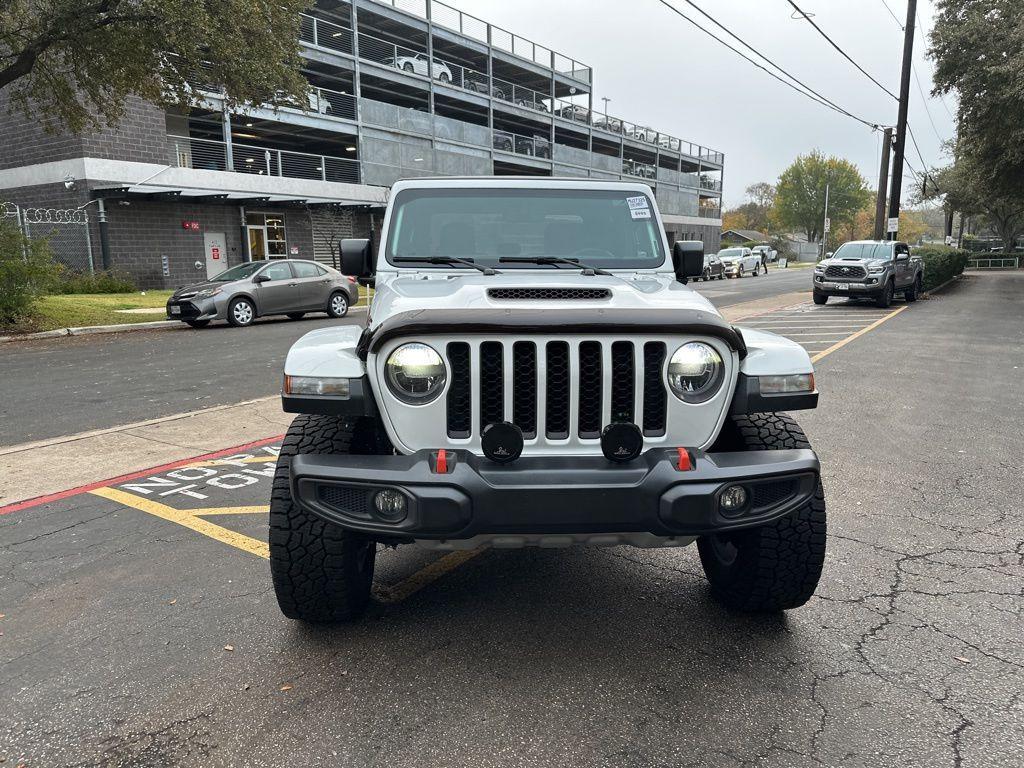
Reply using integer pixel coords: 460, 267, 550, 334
824, 264, 867, 279
444, 339, 668, 441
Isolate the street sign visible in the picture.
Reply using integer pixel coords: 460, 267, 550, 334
887, 217, 900, 234
824, 217, 831, 233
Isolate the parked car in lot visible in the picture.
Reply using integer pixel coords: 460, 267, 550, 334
593, 116, 623, 133
166, 259, 357, 328
813, 240, 923, 308
384, 53, 453, 83
271, 177, 826, 623
718, 247, 762, 277
695, 253, 725, 281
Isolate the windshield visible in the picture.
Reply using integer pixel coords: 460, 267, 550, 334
385, 188, 665, 270
718, 248, 744, 259
211, 262, 264, 282
833, 243, 892, 261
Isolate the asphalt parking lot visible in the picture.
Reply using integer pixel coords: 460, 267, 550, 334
3, 273, 1022, 767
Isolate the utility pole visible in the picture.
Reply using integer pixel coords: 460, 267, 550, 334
873, 127, 893, 240
886, 0, 917, 240
822, 182, 830, 258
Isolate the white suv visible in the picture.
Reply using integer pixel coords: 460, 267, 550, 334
271, 178, 825, 623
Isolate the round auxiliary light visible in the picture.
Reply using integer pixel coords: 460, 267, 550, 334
719, 485, 748, 514
667, 342, 725, 403
385, 343, 447, 404
600, 422, 644, 463
481, 422, 524, 464
373, 488, 408, 522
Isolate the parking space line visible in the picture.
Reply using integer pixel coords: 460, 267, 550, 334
191, 505, 270, 516
90, 486, 270, 559
374, 549, 485, 603
811, 306, 907, 363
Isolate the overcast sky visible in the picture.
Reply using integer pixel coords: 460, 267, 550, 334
451, 0, 955, 208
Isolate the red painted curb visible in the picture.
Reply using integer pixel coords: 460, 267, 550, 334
0, 434, 285, 516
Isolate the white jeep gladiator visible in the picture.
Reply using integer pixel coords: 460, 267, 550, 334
271, 178, 825, 623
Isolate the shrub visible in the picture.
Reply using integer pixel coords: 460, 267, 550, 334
0, 220, 61, 326
913, 246, 970, 292
52, 269, 136, 294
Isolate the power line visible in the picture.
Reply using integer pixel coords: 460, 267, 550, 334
786, 0, 899, 101
878, 0, 904, 29
656, 0, 882, 129
912, 63, 944, 143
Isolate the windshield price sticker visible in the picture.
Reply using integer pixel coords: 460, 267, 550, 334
627, 195, 651, 219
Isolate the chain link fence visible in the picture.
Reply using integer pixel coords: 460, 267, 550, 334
2, 202, 95, 273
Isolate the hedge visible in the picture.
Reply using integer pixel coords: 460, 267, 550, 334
913, 246, 970, 292
51, 269, 136, 294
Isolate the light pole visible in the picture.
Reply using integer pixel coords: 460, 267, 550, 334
601, 97, 611, 118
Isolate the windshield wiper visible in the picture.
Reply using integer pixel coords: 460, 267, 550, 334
498, 256, 612, 276
393, 256, 500, 275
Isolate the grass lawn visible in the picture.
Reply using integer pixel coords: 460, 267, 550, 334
4, 291, 173, 334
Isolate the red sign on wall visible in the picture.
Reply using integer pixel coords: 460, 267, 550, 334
211, 247, 221, 260
182, 220, 200, 231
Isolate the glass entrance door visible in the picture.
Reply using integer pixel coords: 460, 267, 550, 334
248, 227, 267, 261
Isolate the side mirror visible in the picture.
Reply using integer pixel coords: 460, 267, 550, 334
341, 238, 374, 278
672, 240, 704, 283
253, 273, 270, 284
825, 252, 833, 258
896, 252, 909, 262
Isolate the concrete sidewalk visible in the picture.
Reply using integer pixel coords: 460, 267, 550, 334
0, 290, 809, 509
0, 397, 291, 508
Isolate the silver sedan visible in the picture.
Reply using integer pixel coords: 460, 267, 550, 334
166, 259, 358, 328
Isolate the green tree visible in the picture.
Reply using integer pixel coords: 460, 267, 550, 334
0, 219, 60, 326
928, 158, 1024, 252
0, 0, 311, 133
722, 183, 776, 234
771, 151, 870, 243
930, 0, 1024, 197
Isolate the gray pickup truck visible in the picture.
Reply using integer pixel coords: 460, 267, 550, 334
813, 240, 924, 308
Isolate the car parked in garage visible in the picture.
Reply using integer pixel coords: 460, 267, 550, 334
718, 247, 762, 278
166, 259, 357, 328
384, 53, 453, 83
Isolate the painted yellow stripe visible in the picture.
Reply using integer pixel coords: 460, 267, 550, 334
90, 487, 270, 558
811, 306, 907, 363
374, 549, 485, 603
191, 505, 270, 516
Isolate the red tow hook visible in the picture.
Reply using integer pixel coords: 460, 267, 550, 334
676, 447, 694, 471
432, 449, 454, 474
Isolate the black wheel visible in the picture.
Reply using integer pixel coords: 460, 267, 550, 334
402, 62, 415, 73
227, 297, 256, 327
698, 413, 827, 612
185, 319, 210, 328
905, 275, 920, 302
718, 273, 725, 280
813, 292, 828, 305
270, 414, 393, 623
875, 279, 894, 308
327, 291, 349, 318
702, 268, 711, 281
287, 312, 306, 321
438, 72, 450, 83
738, 266, 744, 278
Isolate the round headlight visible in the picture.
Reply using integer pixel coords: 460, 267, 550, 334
385, 343, 447, 404
667, 342, 724, 403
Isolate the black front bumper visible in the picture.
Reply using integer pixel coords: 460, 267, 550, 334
290, 448, 820, 541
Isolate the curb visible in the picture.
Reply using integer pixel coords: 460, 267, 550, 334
0, 307, 368, 344
922, 273, 963, 297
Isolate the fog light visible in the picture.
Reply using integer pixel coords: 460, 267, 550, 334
373, 489, 408, 522
720, 485, 748, 513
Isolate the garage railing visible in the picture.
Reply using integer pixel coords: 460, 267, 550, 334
168, 135, 361, 184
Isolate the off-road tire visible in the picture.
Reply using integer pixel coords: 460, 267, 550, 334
185, 319, 210, 328
287, 312, 306, 320
875, 279, 894, 308
905, 274, 921, 302
698, 413, 827, 612
270, 414, 392, 623
813, 292, 828, 305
